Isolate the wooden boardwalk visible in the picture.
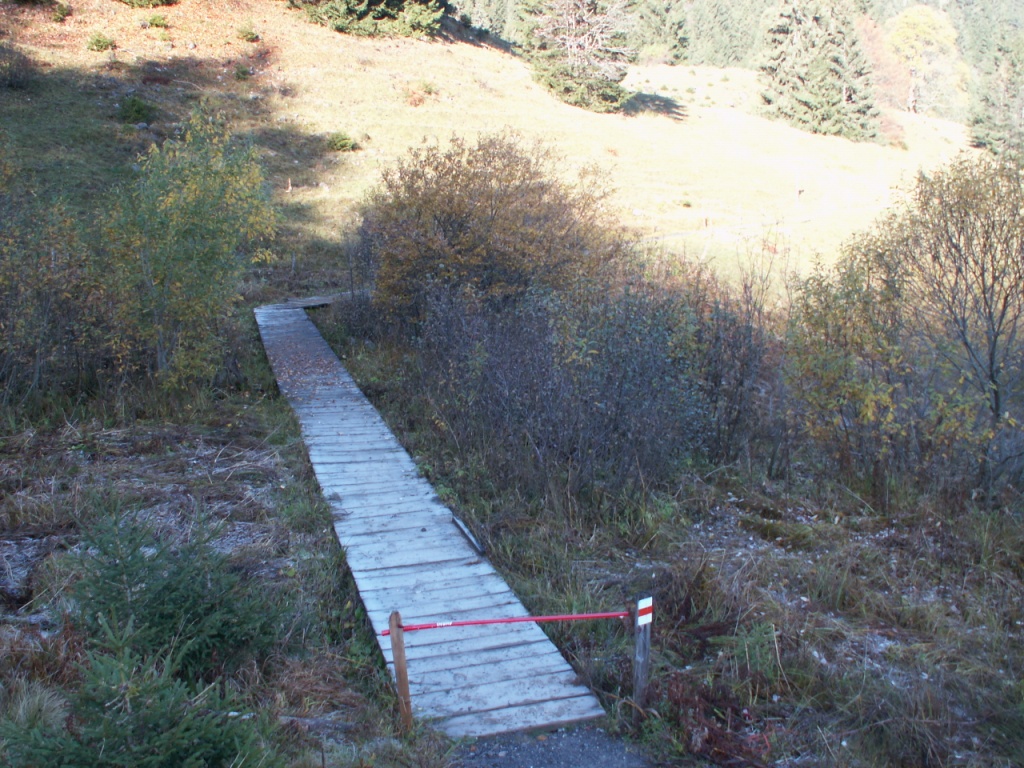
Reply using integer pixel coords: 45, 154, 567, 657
254, 301, 606, 738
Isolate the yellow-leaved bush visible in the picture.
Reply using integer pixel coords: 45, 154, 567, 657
0, 110, 275, 405
788, 154, 1024, 499
107, 110, 276, 386
0, 140, 109, 403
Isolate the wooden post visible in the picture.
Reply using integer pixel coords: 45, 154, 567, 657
633, 596, 653, 727
389, 611, 414, 732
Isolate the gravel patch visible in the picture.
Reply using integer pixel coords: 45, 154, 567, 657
451, 725, 652, 768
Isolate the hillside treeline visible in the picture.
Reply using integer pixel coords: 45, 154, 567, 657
446, 0, 1023, 147
327, 134, 1024, 523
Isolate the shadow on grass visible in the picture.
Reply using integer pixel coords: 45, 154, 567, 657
0, 51, 280, 205
2, 46, 355, 300
623, 91, 687, 121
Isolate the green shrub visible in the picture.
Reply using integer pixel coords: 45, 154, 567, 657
114, 0, 177, 7
325, 131, 357, 151
302, 0, 445, 37
106, 109, 276, 386
0, 645, 281, 768
72, 514, 285, 682
147, 13, 169, 28
117, 94, 155, 124
86, 32, 116, 52
237, 21, 260, 42
234, 62, 252, 80
0, 44, 33, 89
533, 60, 632, 113
52, 3, 72, 23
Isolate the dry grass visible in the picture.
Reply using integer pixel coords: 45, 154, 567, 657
3, 0, 967, 281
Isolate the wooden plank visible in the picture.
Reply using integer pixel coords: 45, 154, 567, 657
333, 517, 452, 540
360, 591, 528, 628
381, 623, 550, 661
344, 547, 475, 575
438, 696, 607, 738
341, 529, 465, 555
357, 569, 514, 599
391, 638, 561, 675
388, 639, 560, 677
325, 497, 445, 517
403, 649, 572, 689
320, 480, 431, 499
410, 668, 590, 717
349, 558, 495, 591
360, 591, 519, 623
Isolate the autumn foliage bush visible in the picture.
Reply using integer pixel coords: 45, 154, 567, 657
0, 143, 110, 403
340, 135, 778, 522
359, 133, 629, 325
106, 112, 275, 385
789, 154, 1024, 502
0, 111, 274, 405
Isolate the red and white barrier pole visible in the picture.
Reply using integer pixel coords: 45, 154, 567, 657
633, 596, 653, 723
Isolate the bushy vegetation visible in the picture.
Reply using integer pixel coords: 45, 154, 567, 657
360, 133, 628, 323
0, 506, 289, 767
73, 514, 286, 682
526, 0, 634, 112
1, 645, 281, 768
325, 130, 357, 151
85, 32, 116, 52
791, 154, 1024, 502
295, 0, 447, 37
338, 133, 776, 519
0, 43, 34, 89
0, 109, 274, 405
320, 136, 1024, 765
106, 112, 275, 385
113, 0, 177, 7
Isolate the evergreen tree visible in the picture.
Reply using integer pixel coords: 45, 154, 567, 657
529, 0, 635, 111
760, 1, 880, 141
625, 0, 687, 63
686, 0, 775, 67
969, 30, 1024, 155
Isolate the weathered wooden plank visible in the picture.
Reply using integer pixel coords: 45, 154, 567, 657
387, 639, 561, 677
439, 696, 607, 738
343, 542, 475, 572
403, 649, 572, 689
325, 497, 445, 517
410, 667, 589, 717
341, 531, 465, 557
382, 623, 550, 660
360, 590, 528, 628
348, 558, 495, 592
357, 569, 514, 600
333, 518, 452, 542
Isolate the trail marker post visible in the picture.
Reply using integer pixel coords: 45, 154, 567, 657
633, 596, 653, 725
388, 611, 414, 732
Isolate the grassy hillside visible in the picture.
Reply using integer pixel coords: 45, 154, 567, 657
3, 0, 966, 280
